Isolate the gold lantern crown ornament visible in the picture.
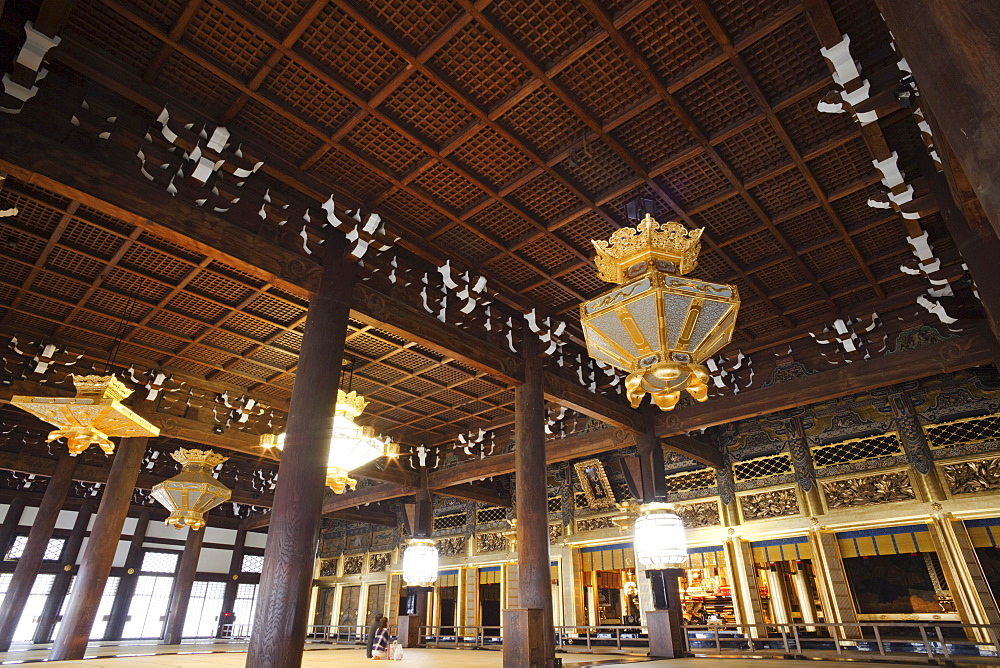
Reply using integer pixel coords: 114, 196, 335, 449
151, 448, 232, 530
581, 213, 740, 410
259, 389, 397, 494
12, 375, 159, 455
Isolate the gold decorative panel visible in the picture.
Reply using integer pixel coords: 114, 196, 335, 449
822, 470, 916, 508
943, 457, 1000, 495
675, 500, 720, 528
739, 488, 799, 521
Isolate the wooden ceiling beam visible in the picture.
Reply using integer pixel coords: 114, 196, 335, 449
576, 0, 840, 322
463, 0, 791, 339
689, 0, 886, 301
435, 482, 510, 507
0, 449, 272, 508
0, 125, 645, 435
654, 326, 993, 437
662, 435, 723, 469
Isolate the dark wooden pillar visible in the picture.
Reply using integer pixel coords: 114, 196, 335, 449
246, 233, 357, 668
103, 511, 151, 641
49, 421, 152, 661
0, 453, 78, 651
505, 335, 555, 667
163, 527, 205, 645
635, 411, 665, 503
0, 496, 26, 557
217, 528, 246, 637
34, 502, 95, 644
876, 1, 1000, 236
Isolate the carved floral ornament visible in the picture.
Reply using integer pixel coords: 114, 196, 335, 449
822, 470, 916, 509
943, 457, 1000, 495
739, 488, 800, 521
674, 501, 721, 528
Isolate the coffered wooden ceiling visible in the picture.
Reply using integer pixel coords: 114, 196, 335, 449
0, 0, 969, 449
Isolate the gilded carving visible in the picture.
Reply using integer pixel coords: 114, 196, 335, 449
822, 470, 916, 508
437, 535, 467, 557
369, 552, 390, 573
476, 532, 507, 553
675, 501, 720, 528
575, 516, 616, 532
549, 524, 563, 544
943, 457, 1000, 495
739, 488, 799, 521
319, 558, 338, 577
343, 555, 363, 575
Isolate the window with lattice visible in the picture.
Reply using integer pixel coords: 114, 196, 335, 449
5, 536, 66, 561
811, 433, 903, 468
547, 496, 562, 514
574, 491, 589, 508
732, 453, 793, 481
433, 512, 466, 532
140, 550, 179, 573
476, 507, 506, 524
663, 468, 717, 494
926, 414, 1000, 449
241, 554, 264, 573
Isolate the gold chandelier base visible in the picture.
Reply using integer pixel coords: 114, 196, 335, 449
625, 362, 710, 410
46, 425, 115, 456
163, 509, 211, 531
326, 467, 358, 495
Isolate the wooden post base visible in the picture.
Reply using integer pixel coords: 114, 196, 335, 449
647, 609, 685, 658
502, 608, 545, 668
396, 614, 421, 648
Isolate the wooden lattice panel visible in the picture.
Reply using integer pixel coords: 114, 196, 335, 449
263, 60, 359, 133
430, 21, 530, 109
555, 40, 652, 121
610, 101, 698, 167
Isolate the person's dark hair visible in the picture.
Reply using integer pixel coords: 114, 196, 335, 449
380, 617, 389, 628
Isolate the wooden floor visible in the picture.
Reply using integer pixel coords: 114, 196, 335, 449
2, 645, 649, 667
34, 647, 933, 667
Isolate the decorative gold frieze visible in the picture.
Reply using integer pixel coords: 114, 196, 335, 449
675, 501, 720, 528
942, 457, 1000, 495
822, 470, 916, 508
575, 516, 617, 532
436, 535, 467, 557
319, 558, 338, 577
343, 555, 363, 575
739, 488, 799, 521
476, 532, 507, 553
369, 552, 390, 573
549, 524, 563, 544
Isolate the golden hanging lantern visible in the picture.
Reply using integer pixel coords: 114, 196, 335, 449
580, 214, 740, 410
11, 375, 159, 455
259, 389, 396, 494
151, 448, 232, 530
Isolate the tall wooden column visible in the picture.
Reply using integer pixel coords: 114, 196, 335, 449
103, 511, 151, 640
163, 527, 205, 645
0, 453, 79, 651
49, 413, 153, 661
217, 528, 247, 637
876, 1, 1000, 236
504, 335, 555, 668
246, 233, 357, 668
0, 496, 26, 557
34, 502, 95, 644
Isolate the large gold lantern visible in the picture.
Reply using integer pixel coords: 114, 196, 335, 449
260, 389, 396, 494
580, 214, 740, 410
151, 448, 231, 530
11, 375, 159, 455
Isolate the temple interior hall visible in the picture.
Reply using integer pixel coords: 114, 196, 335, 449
0, 0, 999, 666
